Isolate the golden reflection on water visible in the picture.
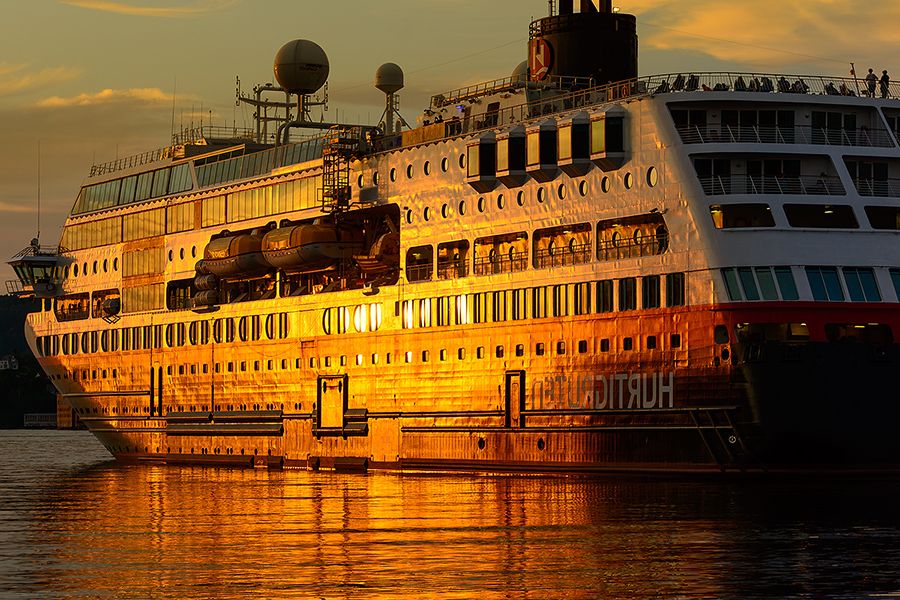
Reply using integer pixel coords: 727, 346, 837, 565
24, 464, 729, 599
4, 432, 900, 599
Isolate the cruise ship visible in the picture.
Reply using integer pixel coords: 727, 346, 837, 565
9, 0, 900, 473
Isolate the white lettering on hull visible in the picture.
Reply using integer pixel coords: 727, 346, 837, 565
529, 372, 675, 411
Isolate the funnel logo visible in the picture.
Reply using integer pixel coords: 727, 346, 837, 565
529, 38, 554, 81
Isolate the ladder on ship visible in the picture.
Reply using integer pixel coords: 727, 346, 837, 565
320, 126, 359, 213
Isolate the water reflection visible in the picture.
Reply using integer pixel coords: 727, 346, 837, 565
2, 431, 899, 598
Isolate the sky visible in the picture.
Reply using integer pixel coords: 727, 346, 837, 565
2, 0, 899, 281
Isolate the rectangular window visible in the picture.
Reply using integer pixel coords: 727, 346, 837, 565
596, 280, 614, 313
842, 267, 881, 302
574, 282, 592, 316
532, 287, 547, 319
865, 206, 900, 230
784, 204, 859, 229
511, 289, 528, 320
665, 273, 685, 307
437, 297, 452, 327
642, 275, 661, 309
455, 295, 469, 325
202, 196, 226, 227
552, 285, 568, 317
166, 202, 194, 233
891, 269, 900, 300
774, 267, 800, 300
737, 267, 760, 301
722, 268, 742, 301
709, 204, 776, 228
618, 278, 637, 311
806, 267, 845, 301
755, 267, 779, 301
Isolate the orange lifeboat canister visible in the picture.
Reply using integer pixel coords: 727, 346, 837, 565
262, 224, 364, 273
201, 234, 270, 278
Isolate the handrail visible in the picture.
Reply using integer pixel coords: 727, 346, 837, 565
853, 178, 900, 197
698, 175, 845, 196
677, 125, 896, 148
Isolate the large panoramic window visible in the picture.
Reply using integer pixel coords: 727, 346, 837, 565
784, 204, 859, 228
710, 204, 776, 228
842, 267, 881, 302
806, 267, 845, 302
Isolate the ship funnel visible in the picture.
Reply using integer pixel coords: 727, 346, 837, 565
529, 0, 636, 85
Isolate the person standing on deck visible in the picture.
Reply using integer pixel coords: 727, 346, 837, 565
866, 68, 878, 97
880, 70, 891, 98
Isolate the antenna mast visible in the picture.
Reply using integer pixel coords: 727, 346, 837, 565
36, 141, 41, 242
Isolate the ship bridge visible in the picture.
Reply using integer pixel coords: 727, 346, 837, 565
7, 240, 65, 298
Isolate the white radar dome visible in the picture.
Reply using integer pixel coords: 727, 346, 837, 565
375, 63, 405, 94
274, 40, 330, 95
511, 61, 529, 84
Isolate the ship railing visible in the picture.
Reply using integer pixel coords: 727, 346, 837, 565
406, 264, 434, 283
431, 75, 594, 109
676, 125, 896, 148
596, 235, 668, 262
90, 146, 178, 178
852, 178, 900, 197
436, 261, 469, 280
533, 243, 592, 269
55, 307, 90, 322
699, 175, 846, 196
473, 252, 529, 276
5, 280, 24, 295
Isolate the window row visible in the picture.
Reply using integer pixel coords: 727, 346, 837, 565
722, 266, 898, 303
710, 202, 900, 230
372, 274, 686, 334
36, 313, 291, 357
74, 163, 192, 215
61, 175, 324, 252
406, 213, 668, 282
321, 304, 384, 335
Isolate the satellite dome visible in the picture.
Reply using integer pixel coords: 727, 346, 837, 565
273, 40, 330, 95
511, 61, 529, 83
375, 63, 404, 94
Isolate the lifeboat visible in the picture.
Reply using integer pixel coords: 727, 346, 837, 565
262, 224, 364, 273
200, 234, 270, 279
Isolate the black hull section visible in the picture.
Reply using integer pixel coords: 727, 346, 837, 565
738, 341, 900, 466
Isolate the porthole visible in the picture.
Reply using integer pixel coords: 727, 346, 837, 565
547, 240, 556, 256
373, 172, 379, 186
516, 190, 525, 206
406, 164, 414, 179
441, 203, 450, 218
647, 166, 659, 187
497, 194, 505, 209
601, 176, 611, 193
73, 264, 78, 277
191, 246, 197, 258
557, 184, 567, 200
424, 161, 431, 176
82, 263, 87, 275
537, 187, 546, 203
441, 157, 449, 172
92, 261, 98, 274
357, 174, 364, 188
478, 438, 486, 450
612, 231, 621, 247
537, 438, 545, 451
179, 248, 185, 260
579, 180, 588, 196
405, 209, 413, 224
478, 197, 486, 212
113, 258, 118, 271
624, 172, 634, 189
102, 259, 108, 273
168, 250, 174, 262
390, 167, 397, 182
459, 154, 466, 169
458, 200, 467, 216
423, 207, 431, 221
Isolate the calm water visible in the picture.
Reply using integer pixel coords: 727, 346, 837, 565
1, 431, 899, 599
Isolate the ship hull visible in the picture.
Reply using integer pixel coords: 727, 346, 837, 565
46, 302, 900, 475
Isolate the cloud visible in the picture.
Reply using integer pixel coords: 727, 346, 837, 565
0, 201, 35, 215
37, 88, 173, 108
59, 0, 238, 18
0, 63, 81, 98
630, 0, 900, 69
